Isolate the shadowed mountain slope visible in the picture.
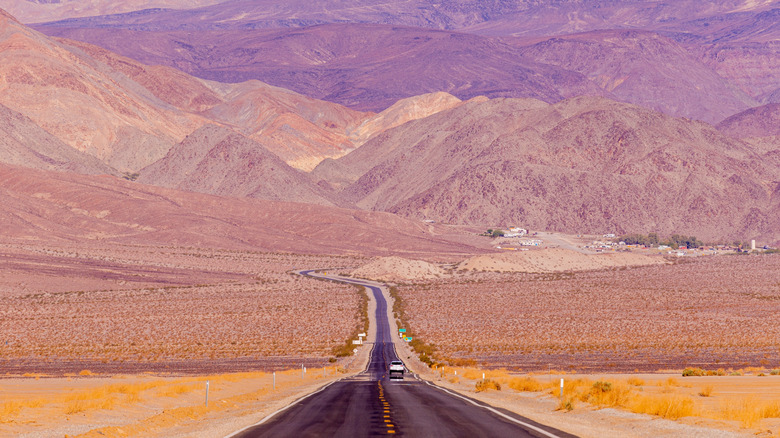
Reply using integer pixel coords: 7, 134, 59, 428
333, 96, 780, 243
717, 103, 780, 138
29, 0, 776, 33
36, 23, 606, 111
516, 29, 757, 124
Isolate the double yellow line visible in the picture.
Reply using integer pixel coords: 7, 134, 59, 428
378, 380, 396, 434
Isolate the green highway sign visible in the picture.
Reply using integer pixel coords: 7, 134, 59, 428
398, 329, 406, 333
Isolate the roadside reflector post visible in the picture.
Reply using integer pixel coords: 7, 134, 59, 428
560, 378, 564, 399
205, 380, 210, 407
482, 373, 485, 380
273, 372, 276, 390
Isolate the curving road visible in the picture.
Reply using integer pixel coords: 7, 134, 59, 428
227, 270, 576, 438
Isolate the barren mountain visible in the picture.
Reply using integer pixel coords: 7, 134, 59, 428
201, 80, 370, 171
662, 8, 780, 105
348, 92, 463, 146
0, 0, 223, 24
0, 103, 116, 174
516, 29, 757, 123
0, 9, 379, 174
29, 0, 776, 33
0, 163, 484, 257
717, 103, 780, 138
0, 8, 203, 171
137, 125, 336, 205
335, 96, 780, 243
36, 23, 605, 111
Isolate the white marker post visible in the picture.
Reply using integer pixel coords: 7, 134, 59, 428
560, 378, 564, 400
205, 380, 210, 407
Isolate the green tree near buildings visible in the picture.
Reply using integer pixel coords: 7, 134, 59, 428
619, 233, 702, 249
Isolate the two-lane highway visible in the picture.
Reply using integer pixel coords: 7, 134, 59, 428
228, 270, 576, 437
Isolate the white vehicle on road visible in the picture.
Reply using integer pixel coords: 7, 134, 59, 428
389, 360, 405, 378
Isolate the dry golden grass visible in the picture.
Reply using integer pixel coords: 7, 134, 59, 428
449, 367, 780, 431
629, 394, 695, 420
475, 379, 501, 392
627, 377, 645, 386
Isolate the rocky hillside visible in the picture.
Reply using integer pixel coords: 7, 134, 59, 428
137, 125, 336, 206
332, 96, 780, 243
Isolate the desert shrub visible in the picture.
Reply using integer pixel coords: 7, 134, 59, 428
627, 377, 645, 386
682, 367, 705, 377
770, 369, 780, 376
557, 397, 575, 411
585, 381, 632, 407
698, 385, 714, 397
475, 379, 501, 392
508, 377, 544, 392
592, 381, 613, 393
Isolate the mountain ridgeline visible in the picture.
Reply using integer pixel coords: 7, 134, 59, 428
0, 4, 778, 244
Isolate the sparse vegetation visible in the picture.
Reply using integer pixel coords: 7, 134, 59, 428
619, 233, 703, 249
475, 378, 501, 392
395, 255, 780, 371
0, 244, 368, 370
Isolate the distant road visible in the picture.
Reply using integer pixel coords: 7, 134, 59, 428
227, 270, 576, 438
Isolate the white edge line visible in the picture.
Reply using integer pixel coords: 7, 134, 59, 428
224, 272, 378, 438
223, 377, 345, 438
422, 380, 564, 438
298, 270, 560, 438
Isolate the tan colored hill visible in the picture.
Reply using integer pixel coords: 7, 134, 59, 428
202, 80, 370, 171
457, 248, 668, 273
0, 103, 115, 174
0, 163, 483, 257
136, 125, 335, 205
335, 96, 780, 243
0, 10, 383, 175
351, 256, 446, 281
0, 9, 204, 172
348, 92, 463, 145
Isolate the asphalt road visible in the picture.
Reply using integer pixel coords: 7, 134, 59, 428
228, 271, 576, 438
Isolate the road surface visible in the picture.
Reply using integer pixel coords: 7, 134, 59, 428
228, 270, 576, 438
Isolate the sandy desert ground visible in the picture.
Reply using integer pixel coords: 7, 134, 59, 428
0, 241, 367, 374
391, 253, 780, 372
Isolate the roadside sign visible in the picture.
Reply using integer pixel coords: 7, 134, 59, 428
405, 337, 412, 342
398, 329, 406, 333
358, 333, 366, 337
